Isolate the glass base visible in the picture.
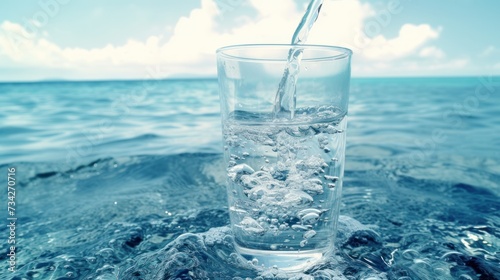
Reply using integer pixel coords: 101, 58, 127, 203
235, 244, 324, 272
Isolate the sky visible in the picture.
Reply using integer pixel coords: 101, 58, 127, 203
0, 0, 499, 81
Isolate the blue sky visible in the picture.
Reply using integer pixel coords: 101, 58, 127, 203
0, 0, 499, 81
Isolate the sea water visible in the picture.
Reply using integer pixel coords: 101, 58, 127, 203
223, 106, 347, 270
2, 78, 499, 279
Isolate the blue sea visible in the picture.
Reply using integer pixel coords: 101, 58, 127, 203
1, 77, 499, 280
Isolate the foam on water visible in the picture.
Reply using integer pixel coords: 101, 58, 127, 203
120, 216, 385, 279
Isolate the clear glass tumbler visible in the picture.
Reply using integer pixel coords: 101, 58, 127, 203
216, 44, 352, 271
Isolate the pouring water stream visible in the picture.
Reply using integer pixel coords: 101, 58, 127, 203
273, 0, 324, 119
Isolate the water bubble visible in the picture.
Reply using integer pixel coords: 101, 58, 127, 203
298, 208, 322, 217
284, 190, 313, 205
328, 183, 336, 189
300, 240, 308, 247
303, 230, 317, 239
306, 178, 324, 193
240, 176, 260, 189
237, 217, 265, 235
301, 213, 320, 224
324, 175, 339, 182
292, 224, 312, 231
228, 164, 255, 181
230, 154, 240, 160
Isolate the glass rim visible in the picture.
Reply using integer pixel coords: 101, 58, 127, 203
216, 44, 352, 62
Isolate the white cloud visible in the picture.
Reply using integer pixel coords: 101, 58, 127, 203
419, 46, 445, 59
480, 45, 496, 57
0, 0, 450, 79
360, 24, 440, 60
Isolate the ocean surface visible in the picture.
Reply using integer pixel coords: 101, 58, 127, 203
0, 77, 499, 279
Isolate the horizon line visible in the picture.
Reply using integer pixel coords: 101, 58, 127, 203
0, 74, 498, 84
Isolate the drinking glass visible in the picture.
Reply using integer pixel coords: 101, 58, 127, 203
216, 44, 352, 271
